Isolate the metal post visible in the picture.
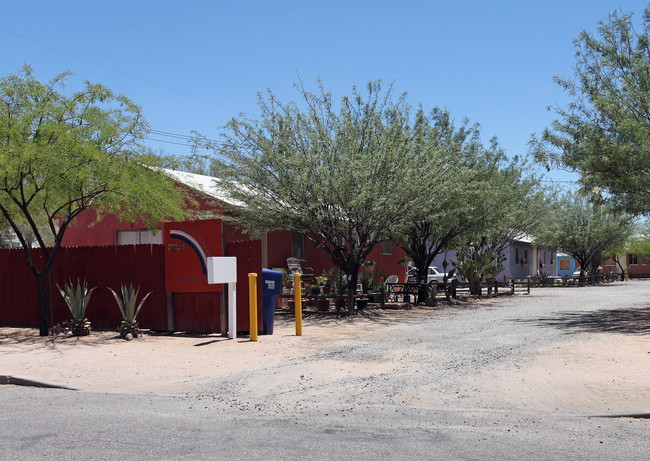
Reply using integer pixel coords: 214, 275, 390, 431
294, 273, 302, 336
228, 282, 237, 339
248, 273, 258, 342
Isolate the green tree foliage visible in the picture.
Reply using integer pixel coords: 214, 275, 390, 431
448, 156, 550, 296
533, 193, 631, 277
533, 6, 650, 215
206, 80, 435, 313
454, 239, 506, 296
625, 222, 650, 257
0, 66, 192, 335
391, 114, 549, 301
389, 109, 485, 290
614, 220, 650, 272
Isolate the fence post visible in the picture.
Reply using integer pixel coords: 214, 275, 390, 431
511, 279, 515, 295
527, 278, 531, 294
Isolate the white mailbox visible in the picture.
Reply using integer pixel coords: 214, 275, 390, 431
207, 257, 237, 284
207, 257, 237, 339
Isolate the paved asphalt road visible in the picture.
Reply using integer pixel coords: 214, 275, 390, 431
2, 281, 649, 460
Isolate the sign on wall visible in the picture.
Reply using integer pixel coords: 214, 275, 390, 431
163, 219, 223, 293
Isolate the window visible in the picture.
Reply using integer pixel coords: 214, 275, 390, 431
629, 254, 638, 265
515, 248, 519, 264
291, 231, 305, 260
382, 240, 392, 255
559, 259, 571, 271
116, 229, 162, 245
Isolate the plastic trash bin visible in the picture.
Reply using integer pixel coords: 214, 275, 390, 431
261, 268, 283, 334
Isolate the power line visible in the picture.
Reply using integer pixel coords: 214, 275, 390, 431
145, 137, 194, 147
0, 26, 240, 112
149, 129, 195, 140
146, 129, 222, 147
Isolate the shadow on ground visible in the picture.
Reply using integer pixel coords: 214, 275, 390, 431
516, 307, 650, 335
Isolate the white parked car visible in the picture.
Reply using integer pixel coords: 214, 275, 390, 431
407, 265, 455, 284
427, 266, 453, 284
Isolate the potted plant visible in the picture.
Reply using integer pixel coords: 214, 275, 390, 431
278, 268, 293, 291
57, 279, 95, 336
108, 284, 152, 338
313, 274, 328, 294
362, 260, 376, 273
310, 284, 321, 296
398, 257, 411, 268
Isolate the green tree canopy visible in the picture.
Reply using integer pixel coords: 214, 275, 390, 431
0, 66, 193, 335
388, 108, 485, 286
451, 156, 550, 295
388, 111, 549, 300
205, 80, 438, 313
533, 193, 632, 276
533, 6, 650, 215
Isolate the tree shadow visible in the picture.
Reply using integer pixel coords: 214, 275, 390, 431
517, 307, 650, 335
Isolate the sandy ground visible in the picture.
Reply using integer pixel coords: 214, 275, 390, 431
1, 290, 649, 416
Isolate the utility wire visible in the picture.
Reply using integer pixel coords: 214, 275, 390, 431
0, 26, 240, 112
145, 137, 194, 147
146, 129, 223, 147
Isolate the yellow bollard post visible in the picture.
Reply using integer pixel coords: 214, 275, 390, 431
294, 272, 303, 336
248, 273, 258, 342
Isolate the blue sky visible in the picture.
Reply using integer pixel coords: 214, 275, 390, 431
2, 1, 649, 186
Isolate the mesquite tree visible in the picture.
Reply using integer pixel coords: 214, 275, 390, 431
0, 66, 192, 335
533, 6, 650, 215
533, 193, 631, 280
206, 80, 435, 314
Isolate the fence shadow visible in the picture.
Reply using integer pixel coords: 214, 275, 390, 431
517, 307, 650, 335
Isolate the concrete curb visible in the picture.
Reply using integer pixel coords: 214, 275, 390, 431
0, 375, 77, 390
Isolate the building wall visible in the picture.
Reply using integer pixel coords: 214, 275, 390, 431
265, 230, 407, 282
431, 241, 557, 281
556, 255, 577, 276
61, 195, 406, 286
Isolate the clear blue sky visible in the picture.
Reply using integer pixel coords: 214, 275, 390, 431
2, 1, 649, 185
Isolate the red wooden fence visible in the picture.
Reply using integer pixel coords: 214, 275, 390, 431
0, 241, 263, 335
0, 245, 167, 331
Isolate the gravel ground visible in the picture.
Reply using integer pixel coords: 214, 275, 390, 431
182, 280, 650, 418
2, 280, 649, 459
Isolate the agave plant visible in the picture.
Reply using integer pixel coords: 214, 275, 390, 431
57, 279, 95, 336
108, 284, 152, 338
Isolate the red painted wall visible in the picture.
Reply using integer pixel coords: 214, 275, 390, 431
61, 186, 223, 247
265, 230, 407, 281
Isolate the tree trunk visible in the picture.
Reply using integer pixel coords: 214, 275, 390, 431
36, 272, 49, 336
470, 280, 482, 296
346, 271, 360, 315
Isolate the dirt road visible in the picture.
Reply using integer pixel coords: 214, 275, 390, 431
2, 280, 649, 416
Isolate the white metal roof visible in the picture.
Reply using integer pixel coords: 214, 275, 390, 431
162, 168, 239, 205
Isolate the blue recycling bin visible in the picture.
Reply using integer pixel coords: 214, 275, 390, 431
261, 268, 283, 335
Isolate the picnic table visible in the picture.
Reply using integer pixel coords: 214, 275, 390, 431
385, 281, 428, 303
